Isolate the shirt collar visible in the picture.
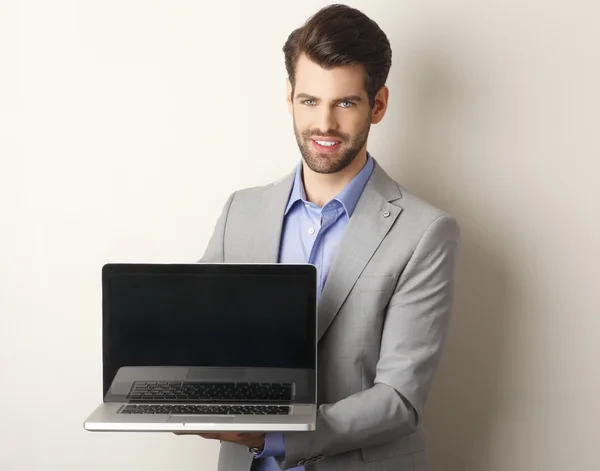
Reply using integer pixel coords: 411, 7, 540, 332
284, 152, 375, 217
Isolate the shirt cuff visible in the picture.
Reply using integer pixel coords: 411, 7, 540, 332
254, 432, 285, 458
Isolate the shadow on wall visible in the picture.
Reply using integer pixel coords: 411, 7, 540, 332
383, 47, 512, 471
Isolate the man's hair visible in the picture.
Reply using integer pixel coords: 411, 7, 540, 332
283, 4, 392, 108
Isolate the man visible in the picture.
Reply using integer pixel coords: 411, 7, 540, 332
190, 4, 460, 471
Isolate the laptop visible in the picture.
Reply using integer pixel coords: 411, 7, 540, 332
84, 262, 317, 432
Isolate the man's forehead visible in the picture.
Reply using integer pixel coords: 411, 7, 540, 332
293, 54, 367, 98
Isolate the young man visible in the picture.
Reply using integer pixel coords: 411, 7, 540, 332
192, 4, 460, 471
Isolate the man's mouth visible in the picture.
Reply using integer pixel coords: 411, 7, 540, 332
314, 140, 338, 147
311, 139, 342, 152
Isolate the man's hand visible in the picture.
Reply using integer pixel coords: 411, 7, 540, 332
174, 431, 265, 449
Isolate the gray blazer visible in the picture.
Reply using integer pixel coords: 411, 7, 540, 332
199, 159, 461, 471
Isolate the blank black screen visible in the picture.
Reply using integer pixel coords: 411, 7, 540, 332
102, 265, 316, 392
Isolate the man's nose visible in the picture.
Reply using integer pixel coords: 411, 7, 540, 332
314, 107, 337, 133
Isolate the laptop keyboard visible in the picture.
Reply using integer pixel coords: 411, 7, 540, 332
128, 381, 293, 402
120, 404, 290, 415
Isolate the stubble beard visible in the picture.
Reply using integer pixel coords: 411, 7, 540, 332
293, 112, 372, 175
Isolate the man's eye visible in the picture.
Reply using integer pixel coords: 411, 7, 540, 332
339, 101, 354, 108
302, 100, 316, 106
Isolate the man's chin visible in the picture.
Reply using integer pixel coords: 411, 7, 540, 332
304, 157, 345, 175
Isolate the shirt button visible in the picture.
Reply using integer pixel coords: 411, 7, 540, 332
308, 228, 315, 234
382, 210, 390, 217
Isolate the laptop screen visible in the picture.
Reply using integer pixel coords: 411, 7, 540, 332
102, 263, 317, 395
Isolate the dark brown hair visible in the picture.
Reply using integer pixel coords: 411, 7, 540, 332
283, 4, 392, 108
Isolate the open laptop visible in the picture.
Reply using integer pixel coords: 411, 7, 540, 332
84, 262, 317, 432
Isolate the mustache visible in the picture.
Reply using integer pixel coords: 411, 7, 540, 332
302, 129, 349, 141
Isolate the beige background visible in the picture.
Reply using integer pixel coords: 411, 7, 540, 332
1, 1, 599, 470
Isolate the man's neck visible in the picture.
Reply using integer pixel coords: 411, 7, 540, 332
302, 150, 368, 207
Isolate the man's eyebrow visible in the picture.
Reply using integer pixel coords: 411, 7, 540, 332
295, 93, 317, 101
295, 93, 363, 103
336, 95, 363, 103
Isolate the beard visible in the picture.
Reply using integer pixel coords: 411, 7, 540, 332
293, 112, 372, 174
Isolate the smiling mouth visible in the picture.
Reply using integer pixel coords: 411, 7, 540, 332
311, 139, 342, 152
314, 139, 339, 147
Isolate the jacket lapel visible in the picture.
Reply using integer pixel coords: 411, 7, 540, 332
317, 162, 403, 341
251, 170, 295, 263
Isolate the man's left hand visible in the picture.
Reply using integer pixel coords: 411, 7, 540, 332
174, 432, 265, 449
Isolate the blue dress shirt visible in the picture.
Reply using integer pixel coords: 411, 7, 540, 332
252, 154, 374, 471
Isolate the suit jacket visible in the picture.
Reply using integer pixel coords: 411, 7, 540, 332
199, 159, 461, 471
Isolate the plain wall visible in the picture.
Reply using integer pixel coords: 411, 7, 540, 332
1, 1, 599, 470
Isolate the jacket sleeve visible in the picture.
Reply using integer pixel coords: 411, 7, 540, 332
197, 192, 236, 263
276, 215, 461, 469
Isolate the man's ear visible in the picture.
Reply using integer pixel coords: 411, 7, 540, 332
286, 78, 293, 115
371, 85, 389, 125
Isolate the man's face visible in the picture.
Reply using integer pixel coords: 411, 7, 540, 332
287, 54, 375, 175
